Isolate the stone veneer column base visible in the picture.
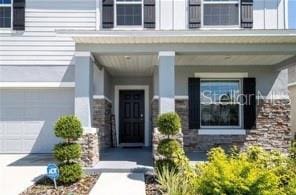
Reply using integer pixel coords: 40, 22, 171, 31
152, 128, 183, 162
79, 128, 99, 167
93, 98, 113, 150
151, 99, 159, 129
151, 98, 292, 153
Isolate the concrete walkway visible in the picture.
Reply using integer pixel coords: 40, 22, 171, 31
0, 154, 55, 195
90, 172, 145, 195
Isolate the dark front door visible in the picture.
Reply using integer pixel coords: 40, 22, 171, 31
119, 90, 145, 144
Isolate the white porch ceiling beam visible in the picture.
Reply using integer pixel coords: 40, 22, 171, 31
77, 43, 296, 55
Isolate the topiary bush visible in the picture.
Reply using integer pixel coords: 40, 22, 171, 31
54, 115, 83, 141
155, 112, 190, 174
157, 112, 181, 136
58, 162, 83, 184
53, 115, 83, 184
53, 143, 81, 162
155, 159, 177, 172
157, 139, 182, 158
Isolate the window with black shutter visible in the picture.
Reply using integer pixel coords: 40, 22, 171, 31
189, 77, 253, 130
190, 0, 253, 29
203, 0, 239, 27
116, 0, 143, 26
0, 0, 12, 28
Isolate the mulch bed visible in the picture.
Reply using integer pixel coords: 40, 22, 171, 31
145, 174, 161, 195
21, 175, 99, 195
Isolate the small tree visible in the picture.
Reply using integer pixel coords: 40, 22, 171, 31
156, 112, 188, 171
53, 115, 83, 184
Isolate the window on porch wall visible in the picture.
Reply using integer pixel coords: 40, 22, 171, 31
115, 0, 143, 26
203, 0, 239, 27
200, 80, 241, 128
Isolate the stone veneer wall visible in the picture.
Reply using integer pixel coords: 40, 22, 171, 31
243, 99, 291, 153
151, 99, 159, 129
151, 98, 291, 153
93, 99, 113, 150
79, 131, 99, 167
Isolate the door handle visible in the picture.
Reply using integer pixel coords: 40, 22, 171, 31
140, 114, 144, 118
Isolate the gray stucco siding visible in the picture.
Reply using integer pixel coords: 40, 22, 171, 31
0, 65, 74, 82
153, 65, 289, 98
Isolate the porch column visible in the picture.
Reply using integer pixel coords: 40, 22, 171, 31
74, 51, 93, 127
158, 51, 175, 114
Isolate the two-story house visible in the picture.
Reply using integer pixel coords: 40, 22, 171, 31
0, 0, 295, 162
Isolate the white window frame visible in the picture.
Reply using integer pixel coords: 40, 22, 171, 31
200, 78, 243, 129
201, 0, 240, 29
114, 0, 144, 29
0, 0, 13, 30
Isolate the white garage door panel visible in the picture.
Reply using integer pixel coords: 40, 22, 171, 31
0, 88, 74, 153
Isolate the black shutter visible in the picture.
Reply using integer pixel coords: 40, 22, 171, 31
102, 0, 114, 28
188, 78, 200, 129
144, 0, 155, 28
241, 0, 253, 28
243, 78, 256, 129
189, 0, 201, 29
13, 0, 25, 31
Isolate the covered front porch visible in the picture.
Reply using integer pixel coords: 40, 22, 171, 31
68, 30, 296, 163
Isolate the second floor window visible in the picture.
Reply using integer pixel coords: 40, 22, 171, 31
0, 0, 12, 28
116, 0, 142, 26
203, 0, 239, 27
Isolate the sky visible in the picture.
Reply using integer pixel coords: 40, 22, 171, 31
289, 0, 296, 28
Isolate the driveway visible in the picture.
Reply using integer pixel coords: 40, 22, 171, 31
0, 154, 55, 195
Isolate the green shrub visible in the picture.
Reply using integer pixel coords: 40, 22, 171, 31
155, 159, 177, 172
53, 143, 81, 162
156, 146, 296, 195
196, 147, 282, 194
157, 112, 181, 136
58, 163, 83, 184
53, 115, 83, 185
156, 166, 195, 195
157, 139, 182, 158
54, 115, 83, 140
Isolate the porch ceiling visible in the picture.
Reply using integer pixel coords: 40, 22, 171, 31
94, 54, 157, 76
94, 53, 294, 76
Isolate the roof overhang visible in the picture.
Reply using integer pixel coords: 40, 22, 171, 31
57, 29, 296, 45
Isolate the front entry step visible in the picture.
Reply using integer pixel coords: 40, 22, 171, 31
85, 161, 153, 174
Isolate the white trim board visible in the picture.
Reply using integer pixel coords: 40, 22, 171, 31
0, 82, 75, 88
195, 72, 248, 78
152, 95, 188, 100
93, 95, 112, 104
198, 129, 246, 135
288, 82, 296, 87
114, 85, 150, 147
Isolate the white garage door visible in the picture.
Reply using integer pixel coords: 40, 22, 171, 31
0, 88, 74, 153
